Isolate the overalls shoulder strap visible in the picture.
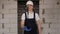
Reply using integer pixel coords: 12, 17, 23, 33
25, 12, 35, 19
34, 11, 35, 20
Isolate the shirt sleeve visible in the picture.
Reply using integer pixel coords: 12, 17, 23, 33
21, 13, 25, 20
35, 13, 40, 21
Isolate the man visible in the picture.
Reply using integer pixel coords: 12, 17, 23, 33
20, 0, 42, 34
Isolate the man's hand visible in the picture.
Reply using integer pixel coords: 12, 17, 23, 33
36, 20, 42, 34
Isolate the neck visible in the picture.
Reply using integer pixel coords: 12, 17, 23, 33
28, 11, 33, 13
28, 10, 33, 12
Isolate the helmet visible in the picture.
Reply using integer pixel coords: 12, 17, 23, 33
26, 0, 33, 6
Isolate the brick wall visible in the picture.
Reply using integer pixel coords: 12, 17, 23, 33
0, 0, 17, 34
39, 0, 60, 34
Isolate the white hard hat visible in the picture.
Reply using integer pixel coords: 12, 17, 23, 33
26, 0, 33, 6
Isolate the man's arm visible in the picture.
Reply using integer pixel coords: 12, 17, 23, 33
20, 20, 25, 29
36, 20, 42, 34
20, 13, 25, 28
20, 20, 25, 34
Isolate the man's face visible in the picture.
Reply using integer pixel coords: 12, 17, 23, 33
27, 4, 33, 11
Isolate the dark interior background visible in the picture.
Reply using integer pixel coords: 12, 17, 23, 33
18, 0, 39, 34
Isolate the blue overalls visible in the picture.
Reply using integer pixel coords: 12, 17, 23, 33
24, 12, 38, 34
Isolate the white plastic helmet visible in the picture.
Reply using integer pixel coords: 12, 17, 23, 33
26, 0, 33, 6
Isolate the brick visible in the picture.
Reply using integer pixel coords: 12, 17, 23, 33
40, 5, 44, 9
0, 19, 9, 23
0, 23, 2, 29
51, 29, 60, 32
0, 9, 17, 14
44, 0, 57, 5
0, 32, 2, 34
3, 0, 17, 4
9, 28, 17, 33
0, 3, 2, 10
10, 23, 17, 28
50, 32, 60, 34
4, 14, 17, 19
43, 9, 60, 24
9, 9, 17, 14
9, 19, 17, 24
9, 23, 17, 32
4, 32, 17, 34
0, 9, 9, 14
45, 17, 57, 24
4, 1, 17, 10
44, 9, 58, 15
1, 9, 9, 14
50, 28, 60, 34
50, 24, 60, 29
4, 23, 10, 29
42, 28, 51, 34
4, 0, 17, 1
42, 32, 48, 34
41, 24, 49, 28
4, 4, 17, 10
0, 29, 9, 33
0, 14, 2, 19
40, 4, 55, 9
39, 9, 43, 21
55, 5, 60, 9
44, 4, 55, 9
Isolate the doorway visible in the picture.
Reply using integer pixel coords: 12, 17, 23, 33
18, 0, 39, 34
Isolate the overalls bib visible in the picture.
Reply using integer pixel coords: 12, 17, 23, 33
24, 12, 38, 34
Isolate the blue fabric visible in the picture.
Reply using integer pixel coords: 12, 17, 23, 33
24, 26, 32, 31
